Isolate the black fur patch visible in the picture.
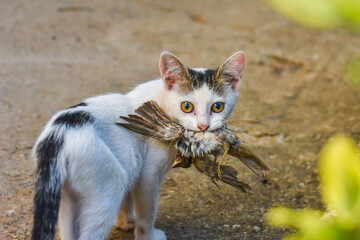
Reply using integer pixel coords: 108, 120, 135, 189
68, 102, 87, 109
32, 131, 64, 240
187, 68, 224, 94
53, 110, 93, 128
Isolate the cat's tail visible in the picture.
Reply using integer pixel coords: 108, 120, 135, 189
31, 127, 66, 240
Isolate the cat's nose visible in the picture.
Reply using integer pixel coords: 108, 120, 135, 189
197, 124, 209, 131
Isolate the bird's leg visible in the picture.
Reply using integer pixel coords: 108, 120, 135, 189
217, 142, 230, 178
209, 157, 220, 186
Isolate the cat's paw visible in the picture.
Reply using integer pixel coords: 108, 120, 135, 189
115, 212, 135, 231
134, 227, 166, 240
153, 229, 166, 240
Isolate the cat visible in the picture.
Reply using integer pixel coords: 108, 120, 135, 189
31, 51, 246, 240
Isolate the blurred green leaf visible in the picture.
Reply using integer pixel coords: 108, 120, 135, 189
319, 135, 360, 228
283, 235, 301, 240
265, 0, 337, 28
267, 207, 322, 228
267, 136, 360, 239
345, 58, 360, 89
264, 0, 360, 30
267, 207, 338, 240
265, 0, 360, 91
334, 0, 360, 30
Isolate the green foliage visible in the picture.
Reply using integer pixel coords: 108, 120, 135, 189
345, 58, 360, 90
264, 0, 360, 31
266, 135, 360, 240
320, 136, 360, 228
264, 4, 360, 236
264, 0, 360, 89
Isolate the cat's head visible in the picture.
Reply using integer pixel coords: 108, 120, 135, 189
159, 51, 245, 132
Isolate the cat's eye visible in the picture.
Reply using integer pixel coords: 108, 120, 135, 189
211, 102, 224, 113
181, 101, 194, 113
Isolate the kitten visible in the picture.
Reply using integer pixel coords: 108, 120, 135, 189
31, 51, 245, 240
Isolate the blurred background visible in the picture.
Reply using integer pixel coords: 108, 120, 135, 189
0, 0, 359, 239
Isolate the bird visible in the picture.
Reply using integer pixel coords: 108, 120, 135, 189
117, 100, 270, 192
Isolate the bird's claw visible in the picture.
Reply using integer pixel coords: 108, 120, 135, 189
217, 161, 229, 178
217, 142, 230, 178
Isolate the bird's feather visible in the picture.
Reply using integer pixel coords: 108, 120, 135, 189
228, 146, 270, 177
117, 100, 270, 192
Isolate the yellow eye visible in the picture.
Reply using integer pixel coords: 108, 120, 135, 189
211, 102, 224, 113
181, 102, 194, 113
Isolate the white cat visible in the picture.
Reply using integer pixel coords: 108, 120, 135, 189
31, 51, 245, 240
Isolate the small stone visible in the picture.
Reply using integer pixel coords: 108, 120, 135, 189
223, 224, 230, 228
277, 134, 284, 143
299, 182, 305, 188
236, 204, 244, 211
232, 224, 240, 229
253, 226, 260, 231
312, 53, 320, 60
6, 209, 15, 214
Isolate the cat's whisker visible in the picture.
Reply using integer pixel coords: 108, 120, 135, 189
225, 118, 269, 127
211, 122, 224, 131
229, 106, 263, 115
225, 118, 262, 124
228, 126, 258, 145
226, 121, 257, 133
166, 137, 178, 152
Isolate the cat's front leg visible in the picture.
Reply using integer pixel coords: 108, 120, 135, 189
115, 191, 135, 231
133, 147, 171, 240
133, 176, 166, 240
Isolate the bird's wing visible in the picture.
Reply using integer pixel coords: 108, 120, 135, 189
135, 100, 172, 123
193, 156, 251, 192
228, 144, 270, 178
117, 100, 183, 141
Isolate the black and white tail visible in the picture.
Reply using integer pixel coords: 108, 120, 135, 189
31, 130, 65, 240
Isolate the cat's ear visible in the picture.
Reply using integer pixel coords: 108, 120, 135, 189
159, 52, 188, 90
217, 51, 245, 91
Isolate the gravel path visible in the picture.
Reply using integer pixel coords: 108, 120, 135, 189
1, 1, 360, 239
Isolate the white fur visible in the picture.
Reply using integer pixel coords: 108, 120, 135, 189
32, 52, 244, 240
161, 75, 239, 132
33, 84, 174, 240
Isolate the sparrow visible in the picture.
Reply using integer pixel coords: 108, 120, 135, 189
117, 101, 270, 192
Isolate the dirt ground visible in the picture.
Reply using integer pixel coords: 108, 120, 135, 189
1, 0, 360, 239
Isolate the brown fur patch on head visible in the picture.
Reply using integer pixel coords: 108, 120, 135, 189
160, 51, 245, 95
180, 68, 227, 95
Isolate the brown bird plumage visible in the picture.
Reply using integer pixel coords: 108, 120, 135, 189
117, 101, 270, 192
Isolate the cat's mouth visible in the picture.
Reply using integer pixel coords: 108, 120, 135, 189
185, 124, 225, 133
